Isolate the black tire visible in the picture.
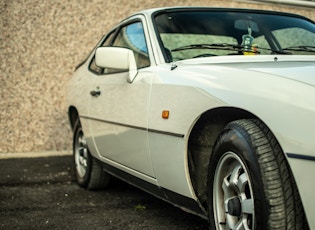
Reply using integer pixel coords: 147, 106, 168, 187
73, 120, 110, 190
208, 119, 308, 230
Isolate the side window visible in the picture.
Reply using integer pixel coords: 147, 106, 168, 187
112, 22, 150, 69
89, 21, 150, 75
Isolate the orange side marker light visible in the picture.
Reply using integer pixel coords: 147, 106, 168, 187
162, 110, 170, 119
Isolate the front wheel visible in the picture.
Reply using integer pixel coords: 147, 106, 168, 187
208, 119, 308, 230
73, 120, 110, 190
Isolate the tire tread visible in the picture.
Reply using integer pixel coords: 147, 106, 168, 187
87, 158, 110, 190
227, 119, 308, 229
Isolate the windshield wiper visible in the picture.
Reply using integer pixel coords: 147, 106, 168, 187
171, 43, 246, 52
282, 46, 315, 53
171, 43, 295, 55
256, 47, 291, 55
171, 43, 287, 55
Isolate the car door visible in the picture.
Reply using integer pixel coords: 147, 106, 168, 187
88, 19, 155, 178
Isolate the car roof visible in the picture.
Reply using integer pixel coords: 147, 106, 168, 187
127, 6, 313, 23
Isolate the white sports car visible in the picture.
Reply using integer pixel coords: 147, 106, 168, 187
67, 7, 315, 229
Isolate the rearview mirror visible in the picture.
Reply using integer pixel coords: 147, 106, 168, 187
95, 47, 138, 83
234, 19, 259, 33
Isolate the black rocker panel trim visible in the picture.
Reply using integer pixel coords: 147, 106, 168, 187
99, 160, 207, 219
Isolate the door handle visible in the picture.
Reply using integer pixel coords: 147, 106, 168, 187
90, 90, 101, 97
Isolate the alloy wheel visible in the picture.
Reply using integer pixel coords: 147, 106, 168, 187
213, 151, 255, 229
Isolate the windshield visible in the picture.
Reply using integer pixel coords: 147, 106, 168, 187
154, 10, 315, 62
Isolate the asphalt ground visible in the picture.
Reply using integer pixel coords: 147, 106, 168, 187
0, 155, 208, 229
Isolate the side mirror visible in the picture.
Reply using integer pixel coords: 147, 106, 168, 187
95, 47, 138, 83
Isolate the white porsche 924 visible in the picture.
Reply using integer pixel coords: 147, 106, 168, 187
67, 7, 315, 229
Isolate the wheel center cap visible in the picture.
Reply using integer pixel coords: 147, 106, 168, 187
227, 197, 242, 217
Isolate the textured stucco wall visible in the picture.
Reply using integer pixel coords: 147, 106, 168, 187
0, 0, 314, 154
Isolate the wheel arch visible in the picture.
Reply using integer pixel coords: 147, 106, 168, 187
68, 106, 79, 131
187, 106, 307, 224
187, 107, 259, 208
